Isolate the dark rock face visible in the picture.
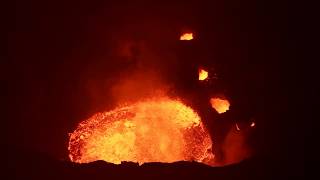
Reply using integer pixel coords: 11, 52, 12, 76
6, 148, 303, 180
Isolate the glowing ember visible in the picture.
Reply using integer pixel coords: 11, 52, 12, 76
250, 122, 255, 127
198, 69, 208, 81
68, 97, 214, 165
210, 97, 230, 114
180, 33, 193, 40
235, 123, 241, 131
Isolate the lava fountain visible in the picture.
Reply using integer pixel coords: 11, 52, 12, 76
68, 97, 214, 165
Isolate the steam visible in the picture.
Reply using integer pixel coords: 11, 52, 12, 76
111, 38, 171, 104
81, 25, 177, 112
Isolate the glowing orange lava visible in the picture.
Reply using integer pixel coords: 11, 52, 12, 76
68, 97, 214, 165
198, 69, 208, 81
210, 97, 230, 114
180, 33, 193, 40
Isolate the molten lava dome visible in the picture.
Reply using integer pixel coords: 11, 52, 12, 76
68, 97, 214, 165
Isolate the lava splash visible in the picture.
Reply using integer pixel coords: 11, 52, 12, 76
68, 97, 214, 165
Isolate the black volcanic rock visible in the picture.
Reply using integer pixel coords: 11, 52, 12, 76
3, 145, 302, 180
7, 147, 297, 180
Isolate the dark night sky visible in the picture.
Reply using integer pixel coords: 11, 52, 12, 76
5, 0, 306, 173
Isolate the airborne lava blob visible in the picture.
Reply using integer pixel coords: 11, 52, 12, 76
198, 68, 208, 81
68, 97, 214, 165
210, 97, 230, 114
180, 33, 193, 40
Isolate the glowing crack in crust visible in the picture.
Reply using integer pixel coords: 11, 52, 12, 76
68, 97, 214, 165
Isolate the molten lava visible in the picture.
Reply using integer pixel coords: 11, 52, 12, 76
198, 69, 208, 81
180, 33, 193, 40
68, 97, 214, 165
210, 97, 230, 114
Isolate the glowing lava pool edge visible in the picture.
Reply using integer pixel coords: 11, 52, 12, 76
68, 97, 214, 166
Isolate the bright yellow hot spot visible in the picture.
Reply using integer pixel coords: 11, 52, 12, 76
68, 97, 214, 166
180, 33, 193, 40
199, 69, 209, 81
210, 98, 230, 114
